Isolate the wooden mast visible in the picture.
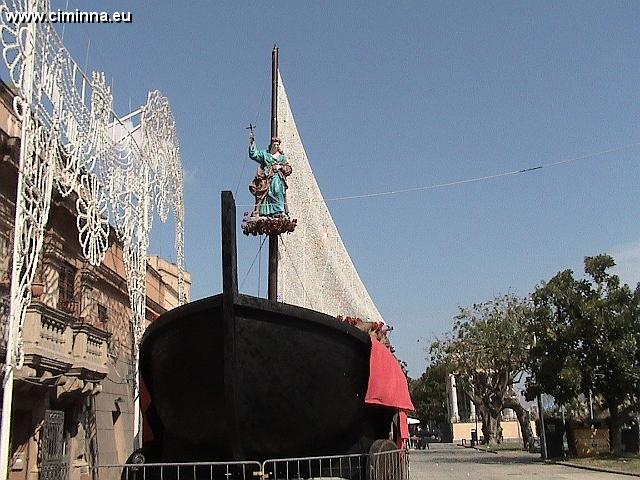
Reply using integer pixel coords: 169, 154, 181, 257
268, 45, 279, 302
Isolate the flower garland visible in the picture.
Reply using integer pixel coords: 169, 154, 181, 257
337, 315, 394, 351
241, 213, 297, 236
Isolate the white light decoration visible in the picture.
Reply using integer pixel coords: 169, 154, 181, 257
0, 1, 186, 476
277, 72, 383, 323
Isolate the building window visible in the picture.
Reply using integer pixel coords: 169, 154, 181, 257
0, 231, 8, 257
98, 304, 108, 322
58, 263, 77, 314
0, 231, 9, 283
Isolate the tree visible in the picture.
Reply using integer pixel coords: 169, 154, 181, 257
525, 254, 640, 454
410, 363, 450, 437
430, 294, 535, 448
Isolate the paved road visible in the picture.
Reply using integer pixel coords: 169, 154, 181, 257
410, 443, 632, 479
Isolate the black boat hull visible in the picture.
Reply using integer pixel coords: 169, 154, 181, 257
140, 293, 396, 462
136, 192, 399, 462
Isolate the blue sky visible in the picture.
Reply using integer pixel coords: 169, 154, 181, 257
42, 1, 640, 376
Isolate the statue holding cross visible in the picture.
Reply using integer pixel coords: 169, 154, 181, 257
247, 126, 292, 217
241, 125, 297, 236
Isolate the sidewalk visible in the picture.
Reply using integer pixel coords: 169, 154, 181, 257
412, 444, 634, 480
553, 458, 640, 478
460, 442, 640, 477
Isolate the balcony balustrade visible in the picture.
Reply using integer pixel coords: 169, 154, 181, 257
0, 300, 110, 390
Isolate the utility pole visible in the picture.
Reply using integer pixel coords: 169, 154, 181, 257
268, 45, 279, 302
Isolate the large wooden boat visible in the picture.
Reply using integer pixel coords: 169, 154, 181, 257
132, 49, 413, 467
136, 192, 401, 463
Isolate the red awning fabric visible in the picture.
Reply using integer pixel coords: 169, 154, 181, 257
365, 338, 415, 411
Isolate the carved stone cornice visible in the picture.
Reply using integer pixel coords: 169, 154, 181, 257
79, 268, 99, 288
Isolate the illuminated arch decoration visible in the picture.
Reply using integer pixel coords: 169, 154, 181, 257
0, 0, 186, 371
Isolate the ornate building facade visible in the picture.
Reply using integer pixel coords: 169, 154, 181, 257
0, 78, 191, 480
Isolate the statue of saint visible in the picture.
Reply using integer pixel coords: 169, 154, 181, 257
248, 131, 292, 217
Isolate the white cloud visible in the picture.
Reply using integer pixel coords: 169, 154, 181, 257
183, 166, 199, 186
610, 240, 640, 288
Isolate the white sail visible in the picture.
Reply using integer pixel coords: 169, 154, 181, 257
277, 72, 383, 322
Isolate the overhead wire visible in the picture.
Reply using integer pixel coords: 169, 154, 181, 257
326, 141, 640, 202
236, 140, 640, 208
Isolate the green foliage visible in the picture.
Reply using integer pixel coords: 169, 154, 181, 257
546, 398, 590, 421
526, 254, 640, 407
430, 294, 532, 418
410, 363, 448, 428
525, 254, 640, 452
428, 294, 536, 447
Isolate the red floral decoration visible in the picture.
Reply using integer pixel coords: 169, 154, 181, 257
241, 213, 298, 236
337, 315, 394, 352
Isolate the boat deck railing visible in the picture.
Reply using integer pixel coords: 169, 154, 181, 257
93, 449, 409, 480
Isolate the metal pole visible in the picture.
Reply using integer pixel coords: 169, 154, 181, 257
132, 347, 142, 450
133, 175, 151, 449
0, 6, 37, 477
268, 45, 279, 302
475, 409, 478, 443
270, 45, 278, 142
537, 394, 548, 459
532, 334, 548, 460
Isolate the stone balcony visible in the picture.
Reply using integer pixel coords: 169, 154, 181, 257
0, 300, 111, 394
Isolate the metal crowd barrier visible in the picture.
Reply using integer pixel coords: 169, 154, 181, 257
262, 452, 368, 480
262, 449, 408, 480
93, 449, 409, 480
94, 460, 262, 480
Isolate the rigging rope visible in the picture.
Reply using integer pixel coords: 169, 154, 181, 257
239, 234, 267, 290
258, 234, 262, 297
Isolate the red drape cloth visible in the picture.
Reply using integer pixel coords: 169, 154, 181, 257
398, 411, 409, 448
365, 338, 415, 411
140, 378, 154, 443
399, 411, 409, 439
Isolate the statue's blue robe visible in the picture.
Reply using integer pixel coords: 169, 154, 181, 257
249, 145, 288, 216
